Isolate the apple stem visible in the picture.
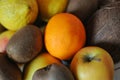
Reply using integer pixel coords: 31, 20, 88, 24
84, 55, 101, 62
84, 56, 94, 62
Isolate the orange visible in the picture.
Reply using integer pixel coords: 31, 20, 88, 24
45, 13, 86, 60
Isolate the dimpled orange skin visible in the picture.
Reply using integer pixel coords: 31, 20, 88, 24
45, 13, 86, 60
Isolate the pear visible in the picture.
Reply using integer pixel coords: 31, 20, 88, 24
37, 0, 68, 21
0, 0, 38, 31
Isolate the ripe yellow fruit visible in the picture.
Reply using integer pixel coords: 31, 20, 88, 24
0, 0, 38, 31
37, 0, 68, 21
0, 30, 15, 53
70, 46, 114, 80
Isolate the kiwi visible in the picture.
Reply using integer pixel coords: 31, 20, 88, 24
32, 63, 74, 80
66, 0, 98, 22
0, 54, 22, 80
6, 25, 43, 63
86, 1, 120, 63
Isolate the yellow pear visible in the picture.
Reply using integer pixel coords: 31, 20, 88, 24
37, 0, 68, 21
0, 0, 38, 31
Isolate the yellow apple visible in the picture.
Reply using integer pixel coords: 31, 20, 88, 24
23, 52, 61, 80
0, 30, 15, 53
37, 0, 68, 21
70, 46, 114, 80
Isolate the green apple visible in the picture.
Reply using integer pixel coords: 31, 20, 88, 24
70, 46, 114, 80
37, 0, 68, 21
23, 52, 61, 80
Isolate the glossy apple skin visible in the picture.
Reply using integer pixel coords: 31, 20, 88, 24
0, 30, 15, 53
37, 0, 68, 21
70, 46, 114, 80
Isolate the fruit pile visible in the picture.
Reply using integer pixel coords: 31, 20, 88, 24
0, 0, 120, 80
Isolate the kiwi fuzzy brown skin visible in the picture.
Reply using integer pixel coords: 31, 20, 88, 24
86, 1, 120, 63
0, 54, 22, 80
6, 25, 43, 63
32, 63, 74, 80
